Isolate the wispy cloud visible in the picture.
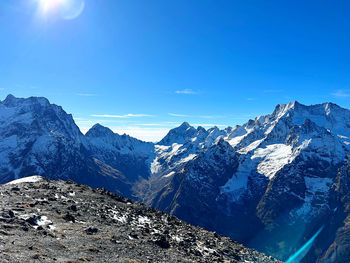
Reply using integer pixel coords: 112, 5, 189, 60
137, 123, 162, 126
169, 113, 225, 119
111, 127, 170, 142
91, 114, 154, 118
263, 89, 283, 93
332, 89, 350, 98
175, 89, 198, 94
168, 113, 190, 117
199, 115, 225, 119
247, 98, 255, 101
192, 124, 227, 127
77, 93, 97, 97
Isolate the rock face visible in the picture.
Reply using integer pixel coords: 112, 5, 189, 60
2, 95, 350, 262
0, 95, 131, 195
0, 177, 280, 263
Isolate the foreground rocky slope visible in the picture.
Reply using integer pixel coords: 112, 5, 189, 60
0, 177, 279, 263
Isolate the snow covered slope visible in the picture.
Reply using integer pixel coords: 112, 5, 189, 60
1, 95, 350, 262
140, 101, 350, 262
0, 95, 131, 194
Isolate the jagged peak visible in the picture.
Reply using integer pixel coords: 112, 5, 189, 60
86, 123, 115, 138
272, 101, 348, 117
179, 121, 191, 129
269, 101, 350, 124
2, 94, 21, 107
4, 93, 16, 101
170, 122, 195, 133
197, 126, 206, 133
2, 94, 50, 108
158, 122, 197, 145
272, 101, 303, 116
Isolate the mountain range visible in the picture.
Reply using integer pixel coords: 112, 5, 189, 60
1, 94, 350, 262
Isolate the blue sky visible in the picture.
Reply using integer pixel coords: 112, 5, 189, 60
1, 0, 350, 141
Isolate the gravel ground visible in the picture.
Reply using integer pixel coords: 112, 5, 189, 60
0, 177, 281, 263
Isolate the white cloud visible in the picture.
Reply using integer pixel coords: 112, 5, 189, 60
332, 89, 350, 98
91, 114, 154, 118
175, 89, 198, 94
192, 124, 227, 127
168, 113, 190, 117
137, 123, 162, 126
169, 113, 224, 119
111, 127, 170, 142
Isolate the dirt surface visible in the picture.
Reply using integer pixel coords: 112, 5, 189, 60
0, 177, 281, 263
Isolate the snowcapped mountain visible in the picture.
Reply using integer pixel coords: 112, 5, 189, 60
0, 95, 131, 194
140, 101, 350, 262
0, 94, 87, 182
1, 95, 350, 262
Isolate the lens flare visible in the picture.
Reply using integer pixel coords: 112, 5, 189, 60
36, 0, 85, 20
286, 226, 324, 263
38, 0, 64, 13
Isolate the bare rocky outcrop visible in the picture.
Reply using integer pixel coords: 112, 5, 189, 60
0, 177, 280, 263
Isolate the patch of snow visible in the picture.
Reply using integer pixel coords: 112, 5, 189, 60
138, 215, 151, 225
171, 235, 183, 242
48, 225, 57, 231
150, 158, 162, 174
18, 213, 37, 221
113, 213, 128, 223
175, 154, 197, 164
237, 139, 264, 154
290, 177, 333, 222
163, 171, 175, 178
35, 215, 52, 226
227, 135, 247, 150
251, 144, 293, 179
304, 177, 333, 194
5, 175, 43, 185
219, 159, 252, 201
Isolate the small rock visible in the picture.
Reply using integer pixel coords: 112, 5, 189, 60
154, 235, 170, 249
8, 210, 15, 218
26, 216, 38, 225
63, 213, 75, 223
70, 204, 77, 212
85, 227, 98, 235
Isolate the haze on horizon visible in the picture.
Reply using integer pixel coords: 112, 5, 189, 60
1, 0, 350, 141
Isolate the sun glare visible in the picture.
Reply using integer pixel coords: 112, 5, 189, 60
38, 0, 65, 14
36, 0, 85, 20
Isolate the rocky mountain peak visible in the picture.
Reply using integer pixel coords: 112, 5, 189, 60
2, 94, 17, 106
179, 121, 191, 129
85, 123, 115, 138
158, 121, 197, 145
197, 125, 206, 133
2, 94, 50, 108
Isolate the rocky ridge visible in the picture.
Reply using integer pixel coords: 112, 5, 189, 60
0, 176, 280, 263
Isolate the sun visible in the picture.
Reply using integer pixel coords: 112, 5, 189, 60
36, 0, 85, 20
38, 0, 66, 14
